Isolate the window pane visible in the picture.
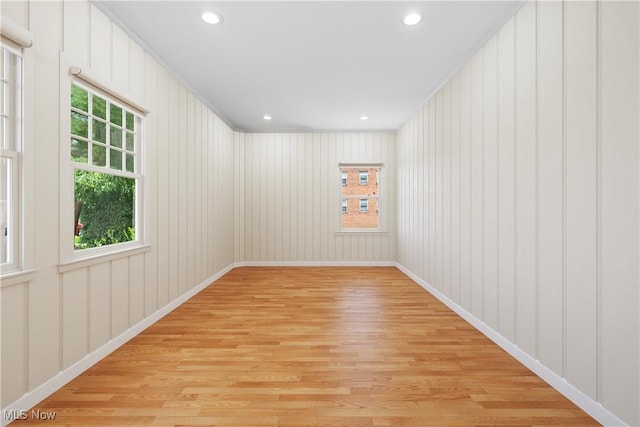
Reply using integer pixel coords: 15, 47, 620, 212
71, 138, 88, 163
110, 148, 122, 170
110, 104, 123, 126
74, 169, 135, 250
359, 171, 368, 185
125, 153, 134, 173
93, 119, 106, 143
71, 111, 88, 138
93, 96, 106, 120
126, 132, 134, 151
110, 125, 122, 148
92, 144, 106, 167
126, 112, 134, 131
1, 157, 11, 264
340, 167, 380, 229
71, 85, 88, 112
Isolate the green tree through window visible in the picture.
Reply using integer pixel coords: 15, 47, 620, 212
70, 83, 139, 250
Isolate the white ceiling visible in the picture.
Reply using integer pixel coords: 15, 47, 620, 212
94, 1, 524, 132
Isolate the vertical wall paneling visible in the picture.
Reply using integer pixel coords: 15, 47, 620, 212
443, 85, 452, 297
143, 51, 159, 317
450, 75, 461, 304
156, 67, 170, 309
241, 132, 395, 263
459, 65, 472, 312
177, 87, 188, 295
514, 1, 537, 356
564, 0, 598, 398
62, 268, 88, 369
598, 1, 640, 423
89, 4, 111, 82
1, 283, 28, 405
186, 94, 195, 291
397, 1, 639, 424
89, 263, 110, 352
28, 0, 62, 391
430, 98, 437, 290
470, 52, 484, 319
110, 258, 129, 337
435, 93, 443, 290
483, 36, 499, 330
62, 1, 90, 67
2, 0, 238, 413
536, 0, 564, 374
497, 19, 516, 342
111, 25, 129, 93
128, 254, 144, 325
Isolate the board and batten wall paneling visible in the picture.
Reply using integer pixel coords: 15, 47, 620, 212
240, 132, 395, 263
598, 1, 639, 420
396, 1, 639, 425
1, 0, 236, 411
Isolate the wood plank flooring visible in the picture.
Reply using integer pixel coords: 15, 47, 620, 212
14, 267, 598, 426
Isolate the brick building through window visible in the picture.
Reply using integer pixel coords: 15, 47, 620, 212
340, 167, 380, 229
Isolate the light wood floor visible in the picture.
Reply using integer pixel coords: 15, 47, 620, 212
16, 267, 598, 426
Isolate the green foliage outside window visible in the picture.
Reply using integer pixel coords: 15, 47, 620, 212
74, 170, 135, 249
71, 83, 137, 250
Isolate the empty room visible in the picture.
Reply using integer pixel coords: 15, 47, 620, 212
0, 0, 638, 426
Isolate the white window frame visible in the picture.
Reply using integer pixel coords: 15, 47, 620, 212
338, 163, 383, 233
341, 199, 347, 214
60, 63, 148, 265
359, 198, 368, 213
341, 172, 347, 186
0, 44, 23, 274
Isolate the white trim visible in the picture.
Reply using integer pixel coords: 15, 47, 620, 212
0, 268, 36, 288
394, 262, 628, 427
234, 260, 396, 268
57, 244, 151, 273
69, 67, 148, 115
0, 262, 235, 427
0, 17, 33, 49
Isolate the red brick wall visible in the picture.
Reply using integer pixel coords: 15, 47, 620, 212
341, 168, 379, 229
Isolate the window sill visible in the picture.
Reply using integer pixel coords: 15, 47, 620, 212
58, 244, 151, 273
1, 268, 38, 288
334, 230, 388, 235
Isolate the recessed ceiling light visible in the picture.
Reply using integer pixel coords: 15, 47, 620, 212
263, 115, 272, 121
202, 12, 222, 25
360, 116, 369, 121
404, 13, 422, 26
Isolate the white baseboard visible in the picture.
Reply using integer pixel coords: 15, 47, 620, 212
1, 263, 235, 427
234, 260, 396, 267
394, 262, 627, 427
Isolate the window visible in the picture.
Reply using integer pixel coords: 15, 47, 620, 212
70, 82, 142, 252
359, 171, 368, 185
1, 46, 22, 272
339, 165, 382, 231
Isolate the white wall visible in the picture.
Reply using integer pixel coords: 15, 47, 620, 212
0, 0, 235, 410
235, 132, 396, 263
397, 1, 639, 425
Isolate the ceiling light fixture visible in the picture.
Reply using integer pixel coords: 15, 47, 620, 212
404, 13, 422, 26
201, 12, 222, 25
360, 116, 369, 121
263, 115, 272, 121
